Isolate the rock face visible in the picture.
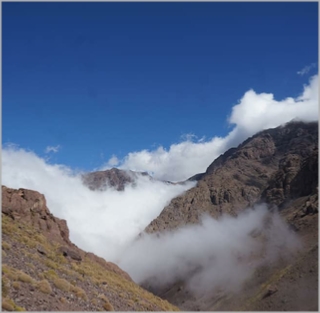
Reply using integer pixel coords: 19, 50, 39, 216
142, 121, 318, 311
2, 186, 179, 312
145, 121, 318, 234
2, 186, 72, 246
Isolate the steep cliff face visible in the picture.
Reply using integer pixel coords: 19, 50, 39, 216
2, 186, 179, 312
145, 121, 318, 234
142, 121, 318, 311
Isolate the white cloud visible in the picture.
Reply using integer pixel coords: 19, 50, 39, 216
119, 204, 301, 294
2, 146, 195, 261
102, 74, 318, 182
2, 147, 301, 295
45, 145, 61, 153
107, 155, 119, 167
297, 63, 317, 76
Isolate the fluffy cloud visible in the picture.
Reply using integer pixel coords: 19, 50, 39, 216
103, 74, 318, 182
119, 204, 301, 294
45, 145, 61, 153
2, 146, 195, 261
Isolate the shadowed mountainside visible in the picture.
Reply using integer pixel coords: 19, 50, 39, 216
142, 121, 318, 311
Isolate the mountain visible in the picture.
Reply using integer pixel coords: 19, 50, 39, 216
145, 121, 318, 233
82, 168, 177, 191
142, 121, 318, 311
81, 168, 149, 191
2, 121, 318, 311
1, 186, 179, 311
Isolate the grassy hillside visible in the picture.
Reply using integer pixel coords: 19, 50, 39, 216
2, 197, 179, 311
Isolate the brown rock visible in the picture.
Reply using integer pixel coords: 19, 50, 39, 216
145, 121, 318, 234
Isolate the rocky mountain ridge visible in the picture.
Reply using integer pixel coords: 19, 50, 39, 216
145, 121, 318, 234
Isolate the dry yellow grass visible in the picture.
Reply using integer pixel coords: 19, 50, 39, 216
44, 259, 58, 269
98, 294, 108, 302
2, 298, 25, 311
102, 299, 114, 311
43, 269, 58, 280
59, 297, 67, 304
2, 298, 14, 311
12, 281, 21, 290
2, 265, 18, 281
2, 242, 11, 251
37, 279, 52, 294
2, 277, 9, 297
71, 285, 88, 301
17, 270, 34, 284
52, 278, 71, 292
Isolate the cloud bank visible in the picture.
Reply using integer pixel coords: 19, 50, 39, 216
103, 74, 318, 182
2, 146, 195, 262
119, 204, 301, 295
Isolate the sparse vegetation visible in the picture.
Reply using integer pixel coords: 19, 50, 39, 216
44, 259, 58, 269
12, 281, 21, 290
43, 269, 58, 280
1, 191, 180, 312
102, 299, 114, 311
2, 298, 25, 311
37, 279, 52, 294
71, 285, 88, 300
2, 277, 9, 297
59, 297, 67, 304
52, 278, 71, 292
2, 298, 14, 311
17, 270, 34, 284
2, 242, 11, 251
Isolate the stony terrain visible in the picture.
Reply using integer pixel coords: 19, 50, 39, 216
1, 186, 179, 311
143, 121, 318, 311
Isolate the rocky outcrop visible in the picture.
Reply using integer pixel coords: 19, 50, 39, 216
145, 121, 318, 234
2, 186, 72, 246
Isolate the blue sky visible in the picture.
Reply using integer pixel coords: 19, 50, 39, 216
3, 2, 318, 173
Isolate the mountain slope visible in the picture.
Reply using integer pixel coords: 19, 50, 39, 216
1, 186, 179, 312
142, 121, 318, 311
145, 121, 318, 234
